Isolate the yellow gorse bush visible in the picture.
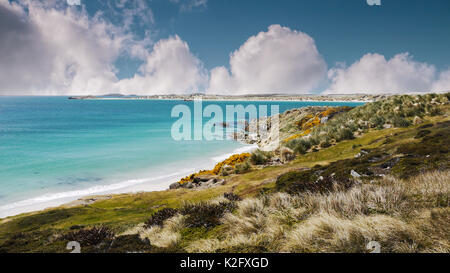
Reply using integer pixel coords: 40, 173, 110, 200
283, 107, 342, 143
178, 153, 251, 184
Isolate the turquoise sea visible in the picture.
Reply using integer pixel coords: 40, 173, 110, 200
0, 97, 363, 217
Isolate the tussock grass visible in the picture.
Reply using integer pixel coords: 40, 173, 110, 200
286, 93, 449, 156
283, 213, 423, 253
180, 170, 449, 253
1, 94, 448, 253
138, 214, 185, 248
405, 171, 450, 208
114, 169, 450, 253
298, 180, 409, 218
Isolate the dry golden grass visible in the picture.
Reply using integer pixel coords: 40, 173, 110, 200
122, 214, 185, 248
298, 180, 408, 218
140, 214, 186, 248
405, 171, 450, 208
283, 212, 424, 253
123, 170, 450, 253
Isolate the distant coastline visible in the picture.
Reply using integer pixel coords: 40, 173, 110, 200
68, 94, 381, 103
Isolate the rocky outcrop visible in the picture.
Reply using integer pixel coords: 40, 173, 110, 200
236, 106, 354, 152
174, 176, 226, 190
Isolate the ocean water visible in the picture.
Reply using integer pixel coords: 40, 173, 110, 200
0, 97, 363, 217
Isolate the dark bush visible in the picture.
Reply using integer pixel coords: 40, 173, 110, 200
221, 168, 229, 176
429, 107, 443, 116
287, 138, 312, 154
293, 142, 308, 154
336, 128, 355, 141
63, 226, 115, 247
419, 123, 433, 129
415, 130, 431, 139
391, 116, 411, 128
250, 151, 266, 165
404, 107, 424, 118
181, 202, 237, 228
108, 234, 152, 253
223, 192, 242, 202
392, 124, 450, 178
145, 208, 178, 228
250, 150, 272, 165
369, 116, 385, 128
235, 161, 251, 174
70, 225, 85, 230
276, 170, 354, 194
352, 144, 362, 149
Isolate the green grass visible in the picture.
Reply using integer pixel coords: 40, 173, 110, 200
0, 95, 448, 253
0, 120, 442, 251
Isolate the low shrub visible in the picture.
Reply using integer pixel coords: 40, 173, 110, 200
108, 234, 152, 253
235, 161, 251, 174
224, 192, 242, 202
181, 202, 237, 228
286, 138, 312, 154
145, 208, 179, 228
63, 226, 115, 247
221, 169, 229, 176
335, 128, 355, 141
415, 130, 431, 139
428, 107, 443, 116
352, 144, 362, 149
276, 170, 354, 194
250, 150, 273, 165
369, 116, 385, 128
391, 116, 411, 128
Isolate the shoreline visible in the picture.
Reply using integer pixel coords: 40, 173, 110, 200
0, 144, 258, 219
67, 93, 379, 103
0, 100, 366, 219
76, 97, 373, 103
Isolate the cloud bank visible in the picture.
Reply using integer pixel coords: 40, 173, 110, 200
432, 70, 450, 92
0, 0, 206, 95
0, 0, 131, 94
0, 0, 449, 95
116, 35, 207, 94
325, 53, 449, 94
208, 25, 327, 95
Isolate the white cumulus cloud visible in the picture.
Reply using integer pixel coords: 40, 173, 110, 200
0, 0, 134, 94
116, 35, 207, 94
1, 0, 448, 96
207, 24, 327, 95
432, 70, 450, 92
0, 0, 205, 95
325, 53, 450, 94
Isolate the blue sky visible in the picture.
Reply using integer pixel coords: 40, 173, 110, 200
1, 0, 450, 94
105, 0, 450, 78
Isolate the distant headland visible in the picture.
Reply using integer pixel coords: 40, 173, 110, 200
68, 93, 383, 102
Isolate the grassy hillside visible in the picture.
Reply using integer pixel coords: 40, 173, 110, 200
0, 93, 448, 253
